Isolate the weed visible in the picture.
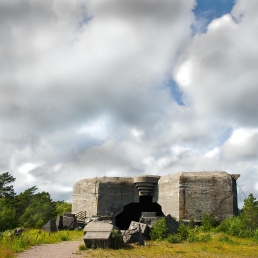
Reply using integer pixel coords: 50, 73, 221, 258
150, 218, 168, 240
253, 229, 258, 241
177, 220, 189, 240
110, 229, 123, 249
187, 232, 199, 243
78, 244, 87, 250
218, 235, 234, 244
198, 233, 211, 242
166, 234, 182, 243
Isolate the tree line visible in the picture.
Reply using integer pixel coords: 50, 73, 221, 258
0, 172, 71, 232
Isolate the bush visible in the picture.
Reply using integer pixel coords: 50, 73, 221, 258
177, 220, 189, 240
110, 229, 123, 249
201, 213, 219, 232
188, 218, 195, 229
216, 218, 231, 233
228, 217, 252, 238
253, 229, 258, 241
150, 218, 169, 240
187, 231, 199, 243
78, 244, 87, 250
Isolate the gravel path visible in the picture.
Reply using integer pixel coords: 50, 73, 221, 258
17, 240, 85, 258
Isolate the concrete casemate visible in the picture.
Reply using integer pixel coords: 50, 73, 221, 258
72, 171, 240, 229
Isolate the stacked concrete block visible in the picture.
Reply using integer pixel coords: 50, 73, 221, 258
139, 212, 160, 226
83, 221, 115, 248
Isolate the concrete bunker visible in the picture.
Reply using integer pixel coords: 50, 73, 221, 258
72, 171, 240, 228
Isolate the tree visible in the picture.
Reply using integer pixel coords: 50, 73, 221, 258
55, 201, 72, 215
18, 191, 57, 228
0, 172, 17, 231
240, 193, 258, 232
0, 199, 16, 231
0, 172, 16, 199
15, 186, 38, 218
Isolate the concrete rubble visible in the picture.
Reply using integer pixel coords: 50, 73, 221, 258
122, 221, 150, 244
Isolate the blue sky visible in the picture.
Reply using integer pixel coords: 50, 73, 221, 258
194, 0, 235, 23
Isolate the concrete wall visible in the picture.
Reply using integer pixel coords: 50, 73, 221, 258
97, 177, 138, 216
178, 172, 238, 221
157, 174, 180, 218
72, 178, 100, 216
73, 171, 239, 222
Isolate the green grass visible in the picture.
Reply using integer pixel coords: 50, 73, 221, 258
0, 229, 83, 258
76, 233, 258, 258
1, 230, 258, 258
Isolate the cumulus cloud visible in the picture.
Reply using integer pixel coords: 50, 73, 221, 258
1, 0, 257, 202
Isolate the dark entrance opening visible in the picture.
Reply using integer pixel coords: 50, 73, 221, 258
115, 196, 163, 230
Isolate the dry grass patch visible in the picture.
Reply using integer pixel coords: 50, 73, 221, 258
78, 235, 258, 258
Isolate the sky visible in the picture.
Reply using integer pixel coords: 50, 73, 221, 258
1, 0, 258, 205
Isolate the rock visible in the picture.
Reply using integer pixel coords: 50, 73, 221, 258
122, 221, 150, 244
165, 214, 179, 234
14, 228, 24, 236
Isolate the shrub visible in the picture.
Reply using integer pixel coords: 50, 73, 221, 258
187, 232, 199, 243
201, 213, 219, 232
110, 229, 123, 249
228, 217, 252, 238
188, 218, 195, 229
253, 229, 258, 241
216, 218, 231, 233
150, 218, 169, 240
177, 220, 189, 240
78, 244, 87, 250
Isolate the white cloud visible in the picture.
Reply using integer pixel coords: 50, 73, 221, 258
1, 0, 258, 202
19, 163, 42, 174
205, 147, 220, 158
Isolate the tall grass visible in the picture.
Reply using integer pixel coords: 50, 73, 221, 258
0, 229, 83, 258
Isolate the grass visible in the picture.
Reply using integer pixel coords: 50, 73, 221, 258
1, 230, 258, 258
0, 229, 83, 258
76, 233, 258, 258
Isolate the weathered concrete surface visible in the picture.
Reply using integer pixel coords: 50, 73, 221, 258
139, 212, 160, 226
72, 178, 100, 216
83, 221, 115, 248
72, 171, 240, 224
134, 175, 160, 196
73, 177, 138, 216
157, 174, 179, 219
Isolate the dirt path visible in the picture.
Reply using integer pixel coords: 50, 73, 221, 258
17, 240, 85, 258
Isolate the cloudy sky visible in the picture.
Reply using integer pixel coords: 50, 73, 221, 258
1, 0, 257, 204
